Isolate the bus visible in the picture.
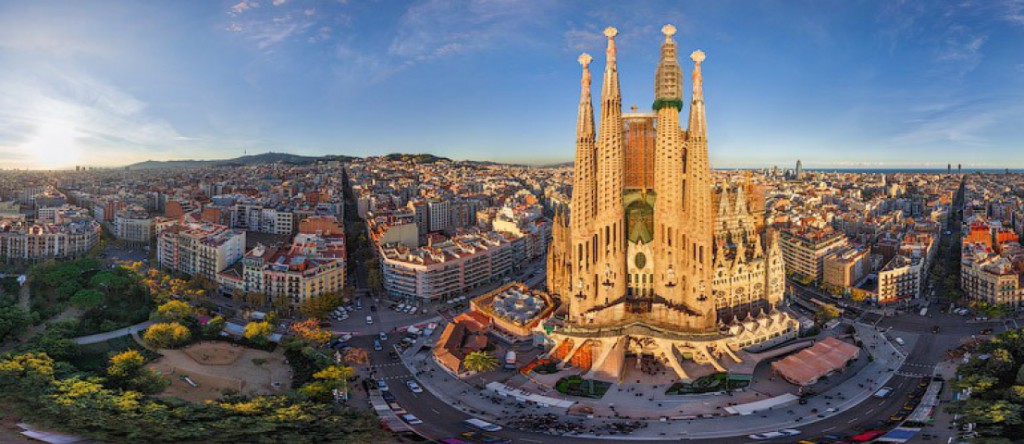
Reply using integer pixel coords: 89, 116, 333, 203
463, 418, 502, 432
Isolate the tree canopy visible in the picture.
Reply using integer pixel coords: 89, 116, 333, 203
143, 323, 191, 349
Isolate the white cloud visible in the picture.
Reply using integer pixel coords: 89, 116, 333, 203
273, 0, 288, 6
0, 67, 192, 168
388, 0, 555, 62
230, 1, 259, 17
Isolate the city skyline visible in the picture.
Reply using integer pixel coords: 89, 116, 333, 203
2, 0, 1024, 170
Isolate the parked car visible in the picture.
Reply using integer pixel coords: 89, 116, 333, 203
406, 380, 423, 393
374, 340, 383, 351
366, 316, 373, 325
376, 379, 389, 391
379, 332, 388, 341
401, 414, 423, 425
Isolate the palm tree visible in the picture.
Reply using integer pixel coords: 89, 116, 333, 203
463, 351, 498, 373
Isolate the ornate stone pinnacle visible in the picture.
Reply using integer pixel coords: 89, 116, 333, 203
604, 26, 618, 39
691, 50, 706, 64
578, 53, 592, 67
662, 24, 676, 39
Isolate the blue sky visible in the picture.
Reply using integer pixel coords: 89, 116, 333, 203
1, 0, 1023, 170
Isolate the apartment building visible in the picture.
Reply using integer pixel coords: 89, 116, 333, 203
380, 230, 515, 301
114, 206, 154, 243
779, 227, 849, 282
823, 246, 870, 289
0, 206, 101, 260
157, 222, 246, 281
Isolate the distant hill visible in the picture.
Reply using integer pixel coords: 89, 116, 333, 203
126, 152, 357, 170
381, 153, 451, 164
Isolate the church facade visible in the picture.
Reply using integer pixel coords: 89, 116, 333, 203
544, 25, 798, 381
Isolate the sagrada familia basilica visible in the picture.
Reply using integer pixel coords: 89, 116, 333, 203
544, 25, 799, 381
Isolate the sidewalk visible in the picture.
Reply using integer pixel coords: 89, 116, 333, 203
405, 320, 906, 440
71, 320, 153, 345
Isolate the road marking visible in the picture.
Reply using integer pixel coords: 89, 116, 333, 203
431, 408, 440, 415
522, 440, 543, 443
822, 426, 835, 432
865, 408, 874, 415
847, 417, 859, 423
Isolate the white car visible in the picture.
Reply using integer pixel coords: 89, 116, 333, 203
401, 414, 423, 425
748, 429, 800, 440
376, 379, 389, 391
405, 305, 417, 314
397, 304, 407, 312
406, 380, 423, 393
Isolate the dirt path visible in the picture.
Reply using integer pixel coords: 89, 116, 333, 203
16, 280, 29, 311
16, 306, 82, 343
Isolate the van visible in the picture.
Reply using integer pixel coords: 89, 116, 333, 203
463, 418, 502, 432
366, 316, 373, 325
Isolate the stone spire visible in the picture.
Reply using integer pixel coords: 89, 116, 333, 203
570, 52, 598, 320
653, 24, 683, 111
652, 24, 688, 307
683, 48, 714, 323
594, 27, 627, 305
687, 50, 707, 138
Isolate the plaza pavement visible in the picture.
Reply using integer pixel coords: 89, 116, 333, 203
403, 320, 908, 440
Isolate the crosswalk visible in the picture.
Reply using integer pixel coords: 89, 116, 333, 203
374, 373, 413, 381
897, 362, 936, 378
370, 362, 406, 369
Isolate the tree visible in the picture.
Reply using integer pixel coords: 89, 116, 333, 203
202, 316, 226, 336
814, 305, 840, 323
366, 267, 383, 295
108, 350, 147, 379
154, 300, 193, 323
1008, 385, 1024, 403
0, 304, 30, 341
107, 350, 167, 395
143, 322, 191, 349
244, 321, 274, 345
231, 288, 245, 307
463, 351, 498, 373
0, 352, 55, 403
68, 289, 105, 309
958, 373, 999, 395
298, 292, 342, 319
1015, 363, 1024, 385
270, 294, 291, 315
343, 347, 370, 367
313, 365, 354, 398
244, 292, 266, 308
290, 319, 331, 345
987, 348, 1016, 377
964, 399, 1023, 425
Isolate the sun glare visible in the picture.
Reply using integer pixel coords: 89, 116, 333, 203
25, 121, 83, 170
